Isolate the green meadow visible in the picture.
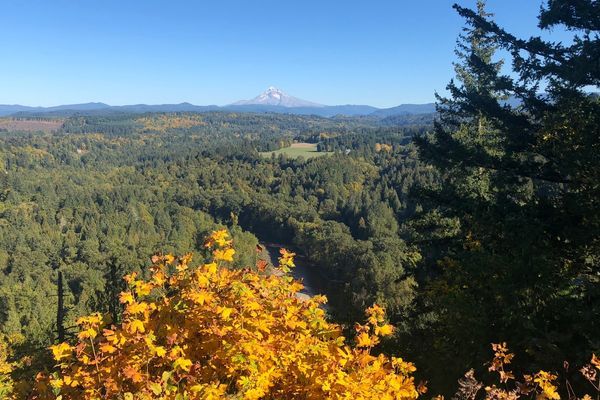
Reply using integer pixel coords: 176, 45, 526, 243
260, 142, 331, 159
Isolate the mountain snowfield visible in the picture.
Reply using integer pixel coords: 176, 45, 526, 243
232, 86, 325, 108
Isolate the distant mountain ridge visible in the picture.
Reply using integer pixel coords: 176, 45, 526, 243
371, 103, 436, 116
0, 102, 110, 116
0, 87, 436, 118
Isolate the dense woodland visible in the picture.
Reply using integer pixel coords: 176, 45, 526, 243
0, 1, 598, 398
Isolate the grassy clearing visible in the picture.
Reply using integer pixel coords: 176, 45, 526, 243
0, 118, 64, 133
260, 142, 331, 159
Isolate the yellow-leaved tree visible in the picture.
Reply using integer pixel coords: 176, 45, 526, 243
33, 230, 421, 399
0, 334, 16, 399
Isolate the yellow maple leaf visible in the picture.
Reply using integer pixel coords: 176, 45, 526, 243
356, 332, 374, 348
173, 357, 192, 372
375, 324, 394, 337
119, 291, 135, 304
123, 365, 144, 383
219, 307, 234, 320
99, 343, 117, 354
135, 282, 153, 297
126, 302, 149, 315
127, 319, 145, 334
77, 327, 97, 340
214, 248, 235, 262
189, 290, 212, 305
50, 343, 72, 361
591, 353, 600, 369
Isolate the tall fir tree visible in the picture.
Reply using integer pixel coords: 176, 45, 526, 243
412, 0, 599, 392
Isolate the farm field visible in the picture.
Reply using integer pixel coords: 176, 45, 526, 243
0, 118, 64, 133
260, 142, 331, 158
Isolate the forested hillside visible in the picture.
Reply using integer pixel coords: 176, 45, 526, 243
0, 111, 431, 342
0, 0, 598, 398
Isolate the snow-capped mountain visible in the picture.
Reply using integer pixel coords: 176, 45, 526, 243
231, 87, 324, 108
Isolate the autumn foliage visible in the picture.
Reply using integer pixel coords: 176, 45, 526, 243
34, 230, 420, 399
0, 335, 16, 398
443, 343, 600, 400
136, 114, 206, 132
8, 230, 596, 399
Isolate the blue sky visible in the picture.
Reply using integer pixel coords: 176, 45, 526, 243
1, 1, 574, 107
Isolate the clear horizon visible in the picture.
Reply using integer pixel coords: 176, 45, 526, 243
2, 0, 574, 108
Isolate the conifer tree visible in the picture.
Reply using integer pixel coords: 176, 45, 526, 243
413, 0, 599, 390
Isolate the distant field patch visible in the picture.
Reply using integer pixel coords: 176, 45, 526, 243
260, 142, 331, 159
0, 118, 63, 133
